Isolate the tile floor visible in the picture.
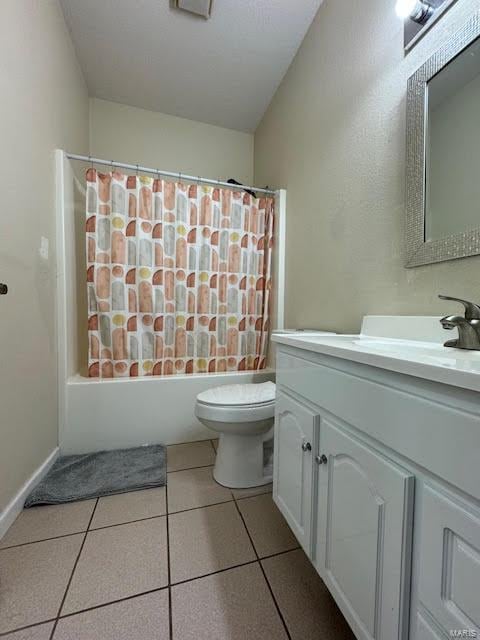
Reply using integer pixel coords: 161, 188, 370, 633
0, 439, 355, 640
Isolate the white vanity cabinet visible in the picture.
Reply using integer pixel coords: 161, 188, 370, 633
416, 484, 480, 637
273, 385, 414, 640
273, 391, 318, 553
272, 336, 480, 640
315, 419, 414, 640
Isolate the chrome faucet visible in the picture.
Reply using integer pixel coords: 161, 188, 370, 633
439, 295, 480, 350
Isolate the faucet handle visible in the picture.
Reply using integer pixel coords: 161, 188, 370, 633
438, 295, 480, 320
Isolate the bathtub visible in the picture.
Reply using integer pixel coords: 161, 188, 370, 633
56, 151, 284, 455
61, 369, 275, 454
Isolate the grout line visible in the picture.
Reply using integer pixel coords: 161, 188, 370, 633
90, 512, 167, 532
167, 463, 215, 475
0, 531, 89, 551
258, 546, 301, 561
258, 555, 293, 640
1, 486, 297, 638
169, 546, 301, 588
231, 487, 273, 502
165, 481, 173, 640
167, 437, 214, 448
232, 499, 293, 640
2, 464, 249, 551
232, 500, 258, 558
168, 498, 234, 517
0, 549, 301, 637
1, 512, 170, 550
2, 493, 255, 552
171, 558, 259, 587
0, 618, 57, 638
48, 498, 99, 640
44, 587, 171, 625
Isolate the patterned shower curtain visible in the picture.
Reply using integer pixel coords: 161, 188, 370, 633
85, 169, 274, 378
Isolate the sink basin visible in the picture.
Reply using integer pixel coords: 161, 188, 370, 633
271, 317, 480, 392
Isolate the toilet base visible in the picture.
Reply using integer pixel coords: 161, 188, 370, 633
213, 432, 273, 489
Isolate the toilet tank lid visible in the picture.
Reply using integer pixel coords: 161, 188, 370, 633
197, 381, 276, 406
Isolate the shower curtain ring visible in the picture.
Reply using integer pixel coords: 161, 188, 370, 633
89, 155, 93, 169
136, 164, 139, 176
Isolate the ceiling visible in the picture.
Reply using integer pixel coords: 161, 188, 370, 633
60, 0, 322, 132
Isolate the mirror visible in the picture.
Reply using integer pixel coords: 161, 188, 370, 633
405, 13, 480, 267
426, 36, 480, 241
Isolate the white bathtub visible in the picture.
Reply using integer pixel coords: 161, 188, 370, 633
61, 369, 275, 454
56, 152, 284, 455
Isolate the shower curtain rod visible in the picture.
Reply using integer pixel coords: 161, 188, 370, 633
65, 152, 276, 196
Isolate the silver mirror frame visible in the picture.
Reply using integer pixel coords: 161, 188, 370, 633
405, 12, 480, 267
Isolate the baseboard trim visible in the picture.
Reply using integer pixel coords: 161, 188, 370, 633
0, 447, 60, 540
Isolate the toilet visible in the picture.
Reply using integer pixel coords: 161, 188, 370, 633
195, 381, 276, 489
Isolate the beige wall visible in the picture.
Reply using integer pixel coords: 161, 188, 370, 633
90, 98, 254, 185
254, 0, 480, 334
0, 1, 89, 512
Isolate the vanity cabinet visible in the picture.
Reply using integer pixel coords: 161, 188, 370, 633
273, 391, 318, 553
417, 485, 480, 636
272, 344, 480, 640
315, 419, 414, 640
273, 391, 413, 640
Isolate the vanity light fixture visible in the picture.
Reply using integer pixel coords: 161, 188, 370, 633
395, 0, 434, 24
174, 0, 213, 19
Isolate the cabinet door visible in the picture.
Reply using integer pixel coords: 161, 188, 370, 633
273, 390, 318, 554
417, 484, 480, 637
414, 613, 445, 640
315, 418, 414, 640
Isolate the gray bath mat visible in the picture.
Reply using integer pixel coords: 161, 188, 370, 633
25, 445, 167, 507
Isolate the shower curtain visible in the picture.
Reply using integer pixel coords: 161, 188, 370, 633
85, 169, 274, 378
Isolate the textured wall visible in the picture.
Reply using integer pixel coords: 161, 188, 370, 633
90, 99, 254, 185
254, 0, 480, 333
0, 1, 89, 512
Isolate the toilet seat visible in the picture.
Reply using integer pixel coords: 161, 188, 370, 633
196, 398, 275, 423
197, 381, 276, 407
196, 382, 275, 423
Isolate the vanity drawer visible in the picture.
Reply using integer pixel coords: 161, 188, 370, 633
417, 484, 480, 637
276, 350, 320, 393
275, 348, 480, 501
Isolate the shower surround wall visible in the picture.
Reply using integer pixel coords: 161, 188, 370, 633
57, 152, 284, 453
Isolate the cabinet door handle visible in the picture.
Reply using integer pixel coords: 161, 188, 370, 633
301, 441, 312, 452
315, 454, 328, 465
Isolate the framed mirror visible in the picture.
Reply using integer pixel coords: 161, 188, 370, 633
405, 12, 480, 267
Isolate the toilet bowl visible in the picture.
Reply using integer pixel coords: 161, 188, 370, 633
195, 381, 276, 489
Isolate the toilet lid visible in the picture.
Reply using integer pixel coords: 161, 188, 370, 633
197, 381, 276, 407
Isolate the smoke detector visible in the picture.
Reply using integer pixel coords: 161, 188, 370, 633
174, 0, 213, 19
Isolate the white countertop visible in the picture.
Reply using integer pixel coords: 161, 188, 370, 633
272, 316, 480, 393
